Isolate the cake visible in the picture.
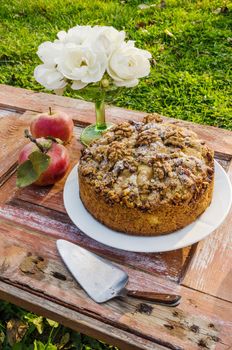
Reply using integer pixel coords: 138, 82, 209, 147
78, 114, 214, 236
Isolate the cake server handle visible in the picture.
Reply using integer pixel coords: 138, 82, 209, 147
119, 288, 181, 307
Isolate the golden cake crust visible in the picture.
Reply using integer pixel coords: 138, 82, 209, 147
78, 115, 214, 236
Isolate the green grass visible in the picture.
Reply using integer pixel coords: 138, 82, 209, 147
0, 0, 232, 349
0, 0, 231, 129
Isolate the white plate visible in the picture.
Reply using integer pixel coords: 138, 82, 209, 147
63, 161, 232, 253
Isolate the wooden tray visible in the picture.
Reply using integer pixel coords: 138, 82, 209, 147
0, 84, 232, 350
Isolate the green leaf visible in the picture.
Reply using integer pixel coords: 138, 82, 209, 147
0, 331, 5, 344
32, 316, 43, 335
34, 340, 57, 350
12, 343, 23, 350
29, 151, 50, 175
58, 333, 70, 349
24, 315, 44, 334
71, 332, 82, 348
34, 340, 45, 350
46, 319, 59, 328
164, 28, 176, 39
16, 160, 38, 188
7, 319, 28, 346
46, 344, 57, 350
16, 151, 50, 188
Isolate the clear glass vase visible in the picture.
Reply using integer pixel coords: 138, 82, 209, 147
80, 99, 114, 146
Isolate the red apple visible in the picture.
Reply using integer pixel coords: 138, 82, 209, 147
18, 138, 70, 186
30, 108, 74, 143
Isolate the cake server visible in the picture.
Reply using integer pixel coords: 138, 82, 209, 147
56, 239, 181, 306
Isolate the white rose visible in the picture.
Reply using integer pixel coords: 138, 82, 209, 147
34, 64, 67, 90
37, 41, 64, 65
57, 26, 125, 57
57, 25, 93, 45
56, 43, 107, 90
93, 26, 125, 57
107, 41, 151, 87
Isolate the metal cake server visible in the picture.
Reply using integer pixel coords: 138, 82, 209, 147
56, 239, 181, 306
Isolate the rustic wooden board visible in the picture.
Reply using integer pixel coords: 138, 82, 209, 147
0, 217, 231, 350
183, 161, 232, 302
0, 109, 28, 184
0, 84, 232, 350
0, 177, 194, 283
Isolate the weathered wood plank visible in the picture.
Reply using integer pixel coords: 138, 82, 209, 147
182, 160, 232, 302
0, 174, 17, 204
0, 194, 193, 283
0, 281, 167, 350
0, 108, 19, 118
0, 110, 30, 183
0, 219, 231, 350
0, 84, 232, 155
0, 218, 178, 294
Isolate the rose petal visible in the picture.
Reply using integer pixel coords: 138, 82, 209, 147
114, 79, 139, 87
71, 81, 88, 90
34, 64, 67, 90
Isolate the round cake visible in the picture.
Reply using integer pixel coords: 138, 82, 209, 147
78, 114, 214, 236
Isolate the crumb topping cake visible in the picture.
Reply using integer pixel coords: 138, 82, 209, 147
78, 114, 214, 236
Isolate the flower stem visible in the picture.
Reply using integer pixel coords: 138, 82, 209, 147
95, 99, 106, 130
49, 107, 52, 115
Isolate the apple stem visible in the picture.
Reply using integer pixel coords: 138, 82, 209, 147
24, 129, 47, 153
49, 107, 52, 115
45, 136, 62, 144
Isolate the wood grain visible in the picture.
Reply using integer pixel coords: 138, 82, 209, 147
0, 174, 18, 204
0, 195, 193, 283
0, 218, 231, 350
0, 84, 232, 155
182, 160, 232, 302
0, 110, 35, 185
0, 281, 167, 350
0, 108, 19, 118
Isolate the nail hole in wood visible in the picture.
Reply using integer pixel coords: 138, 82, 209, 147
198, 339, 209, 349
164, 324, 174, 330
52, 272, 67, 281
172, 310, 179, 317
136, 303, 153, 315
210, 335, 220, 343
208, 323, 215, 329
190, 324, 199, 333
